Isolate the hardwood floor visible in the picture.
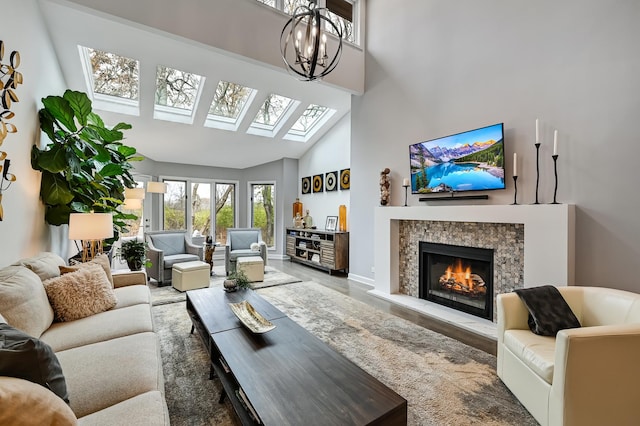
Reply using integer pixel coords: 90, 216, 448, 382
269, 258, 498, 356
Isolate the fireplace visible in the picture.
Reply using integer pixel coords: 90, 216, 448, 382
419, 242, 494, 320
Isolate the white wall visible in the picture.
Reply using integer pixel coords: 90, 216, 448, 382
351, 0, 640, 292
298, 113, 350, 232
0, 0, 67, 266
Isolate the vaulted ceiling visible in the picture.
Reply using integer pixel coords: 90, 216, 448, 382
38, 0, 355, 169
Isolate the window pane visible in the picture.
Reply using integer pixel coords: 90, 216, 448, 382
85, 47, 139, 100
155, 66, 202, 111
209, 81, 254, 121
290, 104, 329, 133
256, 0, 276, 6
325, 10, 354, 43
251, 184, 275, 248
191, 182, 211, 238
284, 0, 313, 15
215, 183, 236, 244
252, 94, 293, 128
164, 180, 186, 230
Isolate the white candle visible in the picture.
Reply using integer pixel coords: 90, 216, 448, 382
535, 119, 539, 143
513, 153, 517, 176
553, 130, 558, 155
403, 178, 410, 186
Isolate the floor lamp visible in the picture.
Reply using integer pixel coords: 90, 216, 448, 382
69, 212, 114, 262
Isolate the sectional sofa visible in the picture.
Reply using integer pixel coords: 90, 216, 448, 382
0, 252, 169, 425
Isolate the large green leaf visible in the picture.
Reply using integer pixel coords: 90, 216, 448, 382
117, 145, 137, 157
34, 145, 67, 173
69, 201, 90, 213
95, 126, 124, 143
45, 204, 72, 226
38, 109, 56, 142
41, 95, 77, 132
100, 163, 124, 177
40, 173, 74, 205
63, 90, 92, 127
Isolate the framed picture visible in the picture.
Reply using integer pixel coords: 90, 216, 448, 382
301, 176, 311, 194
313, 174, 324, 193
325, 171, 338, 191
340, 168, 350, 190
325, 216, 338, 231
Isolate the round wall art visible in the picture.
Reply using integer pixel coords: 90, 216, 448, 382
301, 176, 311, 194
325, 171, 338, 191
313, 174, 324, 193
340, 168, 350, 190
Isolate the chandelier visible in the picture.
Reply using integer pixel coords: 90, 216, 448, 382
280, 1, 343, 81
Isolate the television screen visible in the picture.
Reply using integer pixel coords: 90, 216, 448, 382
409, 123, 505, 194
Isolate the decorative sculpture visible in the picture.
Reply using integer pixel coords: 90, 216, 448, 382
380, 168, 391, 206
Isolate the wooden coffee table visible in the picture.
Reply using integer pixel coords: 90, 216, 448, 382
186, 287, 407, 425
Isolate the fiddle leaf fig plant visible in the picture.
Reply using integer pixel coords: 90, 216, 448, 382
31, 90, 142, 241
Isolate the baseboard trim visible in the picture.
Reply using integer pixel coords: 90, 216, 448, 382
347, 273, 374, 287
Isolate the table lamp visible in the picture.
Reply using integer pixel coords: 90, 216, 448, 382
69, 212, 114, 262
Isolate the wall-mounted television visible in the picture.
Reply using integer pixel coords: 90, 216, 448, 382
409, 123, 505, 194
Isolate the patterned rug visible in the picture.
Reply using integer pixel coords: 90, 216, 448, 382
149, 265, 302, 306
151, 281, 535, 426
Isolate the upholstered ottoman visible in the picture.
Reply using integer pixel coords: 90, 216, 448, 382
236, 256, 264, 282
172, 261, 210, 292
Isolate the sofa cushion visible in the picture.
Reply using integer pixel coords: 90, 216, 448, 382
149, 233, 185, 256
59, 254, 114, 287
0, 265, 54, 337
12, 252, 66, 281
77, 391, 168, 426
0, 377, 76, 425
229, 230, 259, 250
113, 285, 151, 309
164, 253, 200, 268
44, 264, 117, 322
40, 303, 154, 352
0, 323, 69, 403
56, 332, 164, 419
504, 329, 556, 384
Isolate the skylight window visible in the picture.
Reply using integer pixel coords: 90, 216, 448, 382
285, 104, 336, 142
248, 94, 300, 137
205, 81, 256, 131
154, 65, 204, 124
79, 46, 140, 115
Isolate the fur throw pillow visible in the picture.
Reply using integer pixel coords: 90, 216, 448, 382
59, 254, 114, 287
44, 264, 117, 322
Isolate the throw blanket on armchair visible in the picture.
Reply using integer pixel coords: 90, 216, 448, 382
514, 285, 581, 336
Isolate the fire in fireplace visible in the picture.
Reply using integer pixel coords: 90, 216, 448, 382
419, 242, 494, 320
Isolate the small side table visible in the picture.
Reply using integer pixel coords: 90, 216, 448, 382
204, 242, 219, 275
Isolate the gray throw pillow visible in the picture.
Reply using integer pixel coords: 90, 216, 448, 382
0, 323, 69, 403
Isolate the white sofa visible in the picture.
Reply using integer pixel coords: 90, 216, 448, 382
0, 252, 169, 425
497, 286, 640, 426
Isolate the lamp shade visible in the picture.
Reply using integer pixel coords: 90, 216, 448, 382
146, 181, 167, 193
68, 213, 114, 240
124, 187, 145, 200
122, 198, 143, 210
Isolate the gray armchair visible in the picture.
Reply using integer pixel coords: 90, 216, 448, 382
145, 230, 203, 285
225, 228, 267, 275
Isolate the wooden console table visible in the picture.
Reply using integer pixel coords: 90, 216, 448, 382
285, 227, 349, 275
186, 288, 407, 425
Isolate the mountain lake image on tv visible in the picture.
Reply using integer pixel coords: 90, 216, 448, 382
410, 123, 505, 194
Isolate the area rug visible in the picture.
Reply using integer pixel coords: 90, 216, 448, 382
149, 265, 302, 306
151, 281, 536, 426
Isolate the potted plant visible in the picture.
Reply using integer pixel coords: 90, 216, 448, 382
31, 90, 143, 248
116, 239, 151, 271
223, 269, 251, 292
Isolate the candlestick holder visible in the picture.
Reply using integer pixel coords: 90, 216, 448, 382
551, 154, 560, 204
533, 142, 541, 204
511, 176, 518, 205
402, 184, 409, 207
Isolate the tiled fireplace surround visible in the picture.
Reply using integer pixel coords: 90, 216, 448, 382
371, 205, 575, 339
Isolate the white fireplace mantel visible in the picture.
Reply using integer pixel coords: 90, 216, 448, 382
374, 204, 575, 296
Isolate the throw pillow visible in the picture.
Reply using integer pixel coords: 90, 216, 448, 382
0, 323, 69, 403
59, 254, 114, 287
12, 252, 66, 281
514, 285, 581, 336
0, 377, 76, 425
0, 266, 55, 338
44, 264, 117, 322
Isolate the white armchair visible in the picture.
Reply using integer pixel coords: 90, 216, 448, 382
497, 286, 640, 426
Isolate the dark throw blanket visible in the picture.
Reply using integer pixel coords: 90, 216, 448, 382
514, 285, 581, 336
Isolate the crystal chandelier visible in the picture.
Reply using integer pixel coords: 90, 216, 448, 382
280, 1, 343, 81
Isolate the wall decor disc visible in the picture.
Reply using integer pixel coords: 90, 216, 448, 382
313, 174, 324, 193
325, 171, 338, 191
302, 176, 311, 194
340, 168, 351, 190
